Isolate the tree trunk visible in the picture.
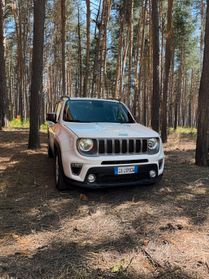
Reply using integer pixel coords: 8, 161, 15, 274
151, 0, 160, 132
200, 0, 206, 53
188, 70, 193, 127
115, 2, 124, 99
61, 0, 66, 95
13, 2, 24, 122
0, 0, 6, 129
91, 0, 102, 97
142, 40, 149, 126
174, 56, 183, 130
77, 8, 83, 97
28, 0, 46, 149
134, 0, 148, 120
168, 54, 174, 128
83, 0, 90, 97
95, 0, 111, 98
101, 0, 112, 98
127, 0, 133, 105
195, 2, 209, 166
161, 0, 173, 142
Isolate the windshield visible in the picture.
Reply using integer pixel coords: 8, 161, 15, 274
63, 100, 135, 123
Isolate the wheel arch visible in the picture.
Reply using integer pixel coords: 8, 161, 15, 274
54, 140, 66, 176
54, 139, 61, 154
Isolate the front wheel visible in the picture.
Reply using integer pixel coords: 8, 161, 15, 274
48, 145, 54, 158
47, 131, 54, 158
54, 150, 68, 191
148, 174, 163, 186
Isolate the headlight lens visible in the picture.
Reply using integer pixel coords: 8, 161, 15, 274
147, 138, 159, 150
78, 139, 94, 152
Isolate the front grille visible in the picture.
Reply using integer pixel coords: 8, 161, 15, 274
96, 138, 148, 155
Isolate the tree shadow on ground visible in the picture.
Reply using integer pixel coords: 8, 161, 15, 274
0, 130, 84, 237
1, 130, 209, 234
0, 130, 209, 278
0, 240, 198, 279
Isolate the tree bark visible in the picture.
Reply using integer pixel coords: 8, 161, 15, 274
188, 69, 193, 127
77, 7, 83, 97
151, 0, 160, 132
115, 1, 124, 99
161, 0, 173, 142
61, 0, 66, 95
83, 0, 90, 97
200, 0, 206, 53
127, 0, 133, 105
100, 0, 111, 98
134, 0, 148, 120
28, 0, 46, 149
0, 0, 6, 129
195, 1, 209, 166
95, 0, 111, 98
91, 0, 102, 97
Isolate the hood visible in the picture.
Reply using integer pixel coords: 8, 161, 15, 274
63, 122, 159, 139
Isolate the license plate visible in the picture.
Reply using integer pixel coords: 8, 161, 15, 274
114, 166, 138, 175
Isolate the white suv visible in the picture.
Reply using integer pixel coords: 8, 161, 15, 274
47, 97, 164, 190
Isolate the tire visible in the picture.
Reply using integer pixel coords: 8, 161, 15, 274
54, 149, 68, 191
47, 131, 54, 158
149, 174, 163, 186
48, 145, 54, 158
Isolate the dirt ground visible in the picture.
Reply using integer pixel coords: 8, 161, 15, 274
0, 129, 209, 279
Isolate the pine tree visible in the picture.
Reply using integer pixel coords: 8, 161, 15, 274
0, 0, 6, 129
28, 0, 46, 149
151, 0, 160, 132
195, 1, 209, 166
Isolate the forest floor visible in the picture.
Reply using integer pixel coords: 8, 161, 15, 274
0, 129, 209, 279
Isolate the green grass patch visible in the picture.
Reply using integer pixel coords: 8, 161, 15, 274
40, 122, 48, 131
9, 118, 30, 129
9, 118, 48, 131
111, 259, 125, 274
169, 127, 197, 136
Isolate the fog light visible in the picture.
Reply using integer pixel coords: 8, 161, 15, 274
149, 170, 157, 178
87, 174, 96, 183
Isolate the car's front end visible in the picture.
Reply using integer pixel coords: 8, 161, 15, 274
58, 123, 164, 189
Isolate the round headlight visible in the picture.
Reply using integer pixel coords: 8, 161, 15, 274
78, 139, 94, 152
147, 138, 159, 150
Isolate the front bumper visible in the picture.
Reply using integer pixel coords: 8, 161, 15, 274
65, 164, 162, 189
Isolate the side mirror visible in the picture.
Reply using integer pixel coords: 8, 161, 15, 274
46, 112, 56, 123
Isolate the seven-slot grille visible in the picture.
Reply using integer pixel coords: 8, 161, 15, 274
97, 139, 148, 155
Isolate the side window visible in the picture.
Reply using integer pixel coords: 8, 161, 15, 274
63, 101, 73, 121
56, 102, 62, 122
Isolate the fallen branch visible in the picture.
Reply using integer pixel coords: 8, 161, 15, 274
124, 256, 135, 272
141, 248, 163, 269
